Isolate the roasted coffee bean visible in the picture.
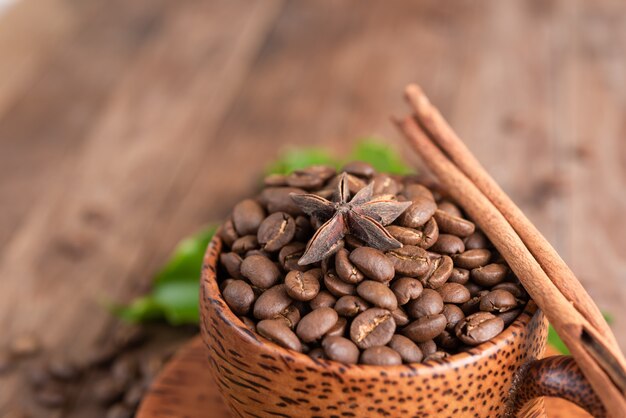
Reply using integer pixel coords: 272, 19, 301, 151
418, 340, 437, 356
264, 174, 288, 187
386, 245, 430, 277
447, 267, 470, 284
386, 225, 424, 247
296, 307, 339, 342
436, 330, 460, 350
285, 270, 320, 301
403, 184, 435, 202
274, 305, 301, 329
479, 290, 518, 313
345, 234, 365, 249
372, 173, 402, 195
493, 282, 527, 299
93, 378, 125, 405
399, 196, 437, 228
0, 350, 12, 374
442, 304, 465, 331
334, 295, 369, 317
294, 215, 313, 242
309, 290, 337, 310
350, 308, 396, 349
48, 358, 79, 381
433, 209, 475, 237
223, 280, 255, 315
28, 363, 52, 388
455, 312, 504, 346
464, 231, 489, 250
402, 314, 447, 343
421, 255, 453, 289
471, 263, 508, 287
356, 281, 398, 311
498, 308, 523, 327
349, 247, 395, 282
308, 348, 326, 359
257, 212, 296, 252
388, 334, 423, 363
325, 317, 347, 337
220, 252, 243, 279
322, 336, 360, 364
253, 284, 293, 320
424, 351, 449, 362
420, 218, 439, 249
286, 168, 328, 190
452, 249, 491, 269
465, 282, 485, 297
123, 383, 144, 408
36, 384, 67, 407
220, 278, 236, 291
460, 290, 489, 315
112, 356, 138, 386
430, 234, 465, 254
324, 270, 356, 297
406, 289, 444, 318
257, 319, 302, 352
140, 354, 165, 381
438, 283, 471, 304
437, 201, 463, 218
10, 334, 41, 357
259, 187, 305, 215
231, 235, 259, 253
342, 161, 376, 178
106, 403, 133, 418
240, 255, 280, 289
219, 219, 239, 247
246, 249, 271, 258
391, 306, 410, 327
279, 242, 306, 272
232, 199, 266, 235
390, 277, 423, 305
335, 249, 364, 284
360, 346, 402, 365
240, 316, 256, 331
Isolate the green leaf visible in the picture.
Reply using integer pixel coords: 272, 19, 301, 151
266, 148, 338, 175
548, 312, 613, 355
347, 138, 413, 175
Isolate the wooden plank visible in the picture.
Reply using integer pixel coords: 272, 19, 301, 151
0, 0, 283, 413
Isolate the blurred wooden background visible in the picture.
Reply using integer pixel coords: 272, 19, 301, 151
0, 0, 625, 416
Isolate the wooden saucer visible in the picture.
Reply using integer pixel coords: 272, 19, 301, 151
136, 336, 591, 418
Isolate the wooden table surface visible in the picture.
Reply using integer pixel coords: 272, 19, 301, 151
0, 0, 625, 416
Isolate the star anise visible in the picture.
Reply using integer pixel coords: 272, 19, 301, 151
290, 173, 412, 265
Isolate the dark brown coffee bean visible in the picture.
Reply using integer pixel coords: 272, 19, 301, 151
399, 196, 437, 228
257, 212, 296, 252
471, 263, 508, 287
391, 277, 423, 305
223, 280, 255, 315
10, 334, 41, 357
240, 255, 280, 289
372, 173, 402, 195
386, 225, 424, 247
324, 270, 356, 297
219, 218, 239, 247
322, 336, 360, 364
391, 306, 410, 327
460, 290, 489, 315
0, 350, 12, 375
231, 235, 259, 253
433, 209, 475, 237
349, 247, 395, 282
335, 248, 364, 284
123, 384, 144, 409
421, 255, 453, 289
112, 356, 138, 387
342, 161, 376, 178
139, 354, 165, 381
437, 200, 463, 218
420, 218, 439, 249
344, 234, 365, 249
479, 290, 518, 313
36, 384, 67, 407
465, 282, 485, 297
386, 245, 430, 277
350, 308, 396, 349
424, 351, 449, 362
286, 168, 327, 190
356, 281, 398, 311
360, 346, 402, 365
452, 249, 491, 269
388, 334, 423, 363
406, 289, 443, 318
106, 403, 133, 418
455, 312, 504, 346
93, 378, 125, 405
257, 319, 302, 352
430, 234, 465, 254
403, 184, 435, 202
232, 199, 266, 235
220, 252, 243, 279
240, 316, 256, 331
402, 314, 447, 343
498, 308, 523, 327
278, 242, 306, 272
438, 283, 471, 304
253, 284, 293, 320
325, 317, 347, 338
48, 358, 80, 381
294, 215, 313, 242
334, 295, 369, 317
447, 267, 470, 284
464, 231, 489, 250
492, 282, 528, 299
436, 330, 460, 350
309, 290, 336, 310
259, 187, 306, 215
418, 340, 437, 356
274, 305, 301, 329
285, 270, 320, 301
442, 304, 465, 331
296, 307, 339, 343
264, 174, 288, 187
308, 348, 326, 359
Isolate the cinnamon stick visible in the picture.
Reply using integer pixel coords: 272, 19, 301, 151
395, 115, 626, 417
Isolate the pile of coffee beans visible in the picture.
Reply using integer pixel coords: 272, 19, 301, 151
218, 162, 529, 365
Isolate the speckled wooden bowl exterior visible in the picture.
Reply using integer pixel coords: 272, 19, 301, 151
200, 235, 601, 418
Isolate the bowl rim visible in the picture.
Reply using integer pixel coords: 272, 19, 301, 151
201, 233, 543, 375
